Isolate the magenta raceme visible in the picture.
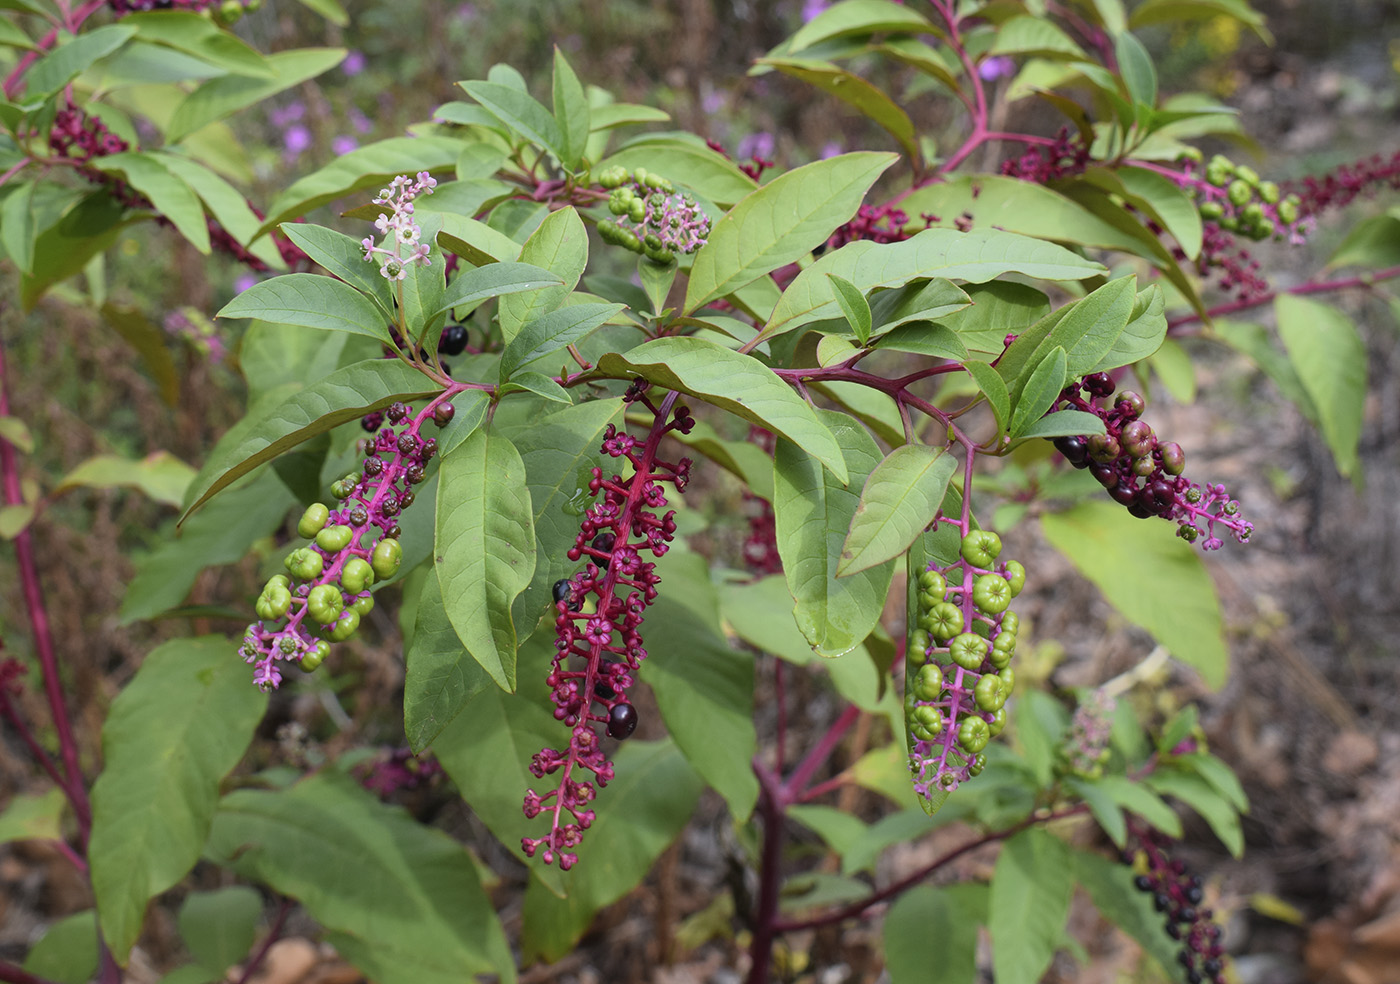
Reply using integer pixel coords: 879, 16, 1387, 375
1051, 373, 1252, 550
239, 399, 451, 690
522, 386, 693, 870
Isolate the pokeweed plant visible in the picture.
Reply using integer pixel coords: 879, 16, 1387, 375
0, 0, 1391, 981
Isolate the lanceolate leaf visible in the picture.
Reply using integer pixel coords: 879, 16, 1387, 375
1009, 345, 1068, 438
988, 828, 1074, 984
217, 274, 393, 343
91, 152, 211, 253
774, 409, 892, 657
787, 0, 938, 53
599, 136, 757, 206
90, 637, 267, 960
884, 884, 988, 984
1275, 293, 1366, 478
56, 451, 195, 508
500, 303, 620, 381
497, 206, 588, 343
758, 58, 920, 163
1091, 283, 1166, 372
459, 80, 564, 160
997, 276, 1136, 402
279, 223, 396, 318
435, 427, 535, 691
838, 444, 957, 576
1040, 501, 1228, 687
205, 770, 516, 983
181, 360, 439, 522
433, 261, 564, 319
22, 25, 136, 98
596, 336, 848, 483
551, 47, 589, 169
166, 47, 345, 143
758, 227, 1104, 343
404, 574, 493, 753
684, 152, 898, 313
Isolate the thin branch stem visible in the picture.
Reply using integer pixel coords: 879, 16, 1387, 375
0, 960, 61, 984
233, 897, 294, 984
784, 704, 860, 800
1167, 264, 1400, 331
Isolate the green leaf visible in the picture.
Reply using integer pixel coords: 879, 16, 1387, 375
868, 277, 971, 333
1072, 849, 1181, 974
551, 47, 589, 169
587, 101, 670, 131
459, 79, 564, 159
57, 451, 195, 508
963, 360, 1010, 432
774, 408, 893, 657
873, 321, 967, 360
0, 787, 66, 845
22, 25, 136, 98
0, 503, 34, 538
1115, 32, 1157, 108
90, 637, 267, 959
500, 303, 622, 381
0, 413, 33, 453
757, 58, 920, 164
989, 828, 1074, 984
291, 0, 348, 25
596, 335, 848, 483
877, 37, 961, 92
1091, 283, 1166, 372
257, 135, 461, 234
0, 180, 36, 274
884, 884, 987, 984
497, 206, 589, 343
435, 427, 535, 691
91, 151, 210, 253
499, 371, 570, 403
180, 360, 439, 522
1326, 212, 1400, 270
1146, 771, 1243, 856
279, 223, 395, 318
990, 16, 1086, 57
1211, 318, 1319, 427
787, 0, 937, 53
520, 740, 703, 963
1013, 408, 1105, 440
123, 470, 294, 622
684, 151, 898, 313
206, 770, 515, 983
1109, 166, 1203, 260
178, 887, 263, 979
1093, 774, 1183, 837
1151, 336, 1196, 403
158, 153, 284, 268
126, 11, 271, 78
434, 260, 564, 319
1129, 0, 1272, 42
1040, 501, 1228, 687
404, 573, 493, 752
0, 17, 37, 50
828, 274, 873, 344
997, 276, 1136, 402
600, 135, 757, 206
21, 189, 129, 309
940, 280, 1053, 355
1068, 777, 1127, 847
787, 803, 869, 858
759, 226, 1102, 343
23, 911, 99, 984
641, 550, 758, 819
217, 273, 392, 343
166, 47, 345, 143
1009, 345, 1068, 439
1275, 293, 1366, 479
838, 444, 957, 576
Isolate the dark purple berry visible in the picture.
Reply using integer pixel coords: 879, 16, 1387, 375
592, 532, 616, 553
1134, 875, 1153, 892
1090, 462, 1119, 488
433, 402, 455, 428
406, 464, 426, 485
1109, 483, 1138, 506
438, 324, 468, 356
1054, 435, 1089, 467
385, 524, 401, 539
552, 579, 571, 603
361, 411, 384, 432
1154, 893, 1171, 913
1179, 906, 1197, 923
1118, 391, 1146, 418
594, 679, 616, 700
1128, 501, 1154, 519
398, 490, 415, 509
349, 506, 369, 526
1186, 972, 1201, 984
420, 438, 437, 460
1083, 372, 1114, 397
363, 457, 384, 477
397, 433, 419, 456
1186, 884, 1204, 905
381, 495, 401, 517
1166, 922, 1182, 940
607, 702, 638, 739
1202, 959, 1222, 976
386, 402, 409, 423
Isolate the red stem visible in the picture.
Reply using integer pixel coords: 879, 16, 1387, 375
745, 762, 786, 984
783, 703, 860, 801
0, 961, 60, 984
1167, 263, 1400, 331
233, 897, 293, 984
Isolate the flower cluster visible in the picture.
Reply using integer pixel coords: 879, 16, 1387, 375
357, 746, 444, 799
522, 386, 693, 869
1286, 148, 1400, 217
906, 530, 1024, 796
824, 203, 930, 251
48, 103, 127, 164
1058, 687, 1116, 779
596, 166, 711, 264
239, 399, 452, 690
1051, 373, 1252, 550
1124, 822, 1230, 984
362, 172, 437, 280
999, 128, 1091, 183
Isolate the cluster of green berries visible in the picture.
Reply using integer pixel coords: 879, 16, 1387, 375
239, 398, 454, 690
1177, 151, 1305, 243
595, 166, 711, 264
905, 529, 1024, 795
1124, 824, 1229, 984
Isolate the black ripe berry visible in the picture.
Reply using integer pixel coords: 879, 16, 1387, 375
552, 579, 571, 604
1054, 434, 1090, 467
433, 402, 455, 428
1134, 875, 1153, 892
438, 324, 468, 356
607, 702, 638, 739
592, 531, 616, 553
594, 678, 616, 700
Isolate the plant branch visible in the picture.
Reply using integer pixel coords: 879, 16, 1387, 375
1167, 263, 1400, 331
233, 897, 294, 984
0, 960, 61, 984
745, 762, 787, 984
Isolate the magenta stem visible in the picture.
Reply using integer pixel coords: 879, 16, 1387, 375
1167, 263, 1400, 331
233, 897, 293, 984
0, 960, 61, 984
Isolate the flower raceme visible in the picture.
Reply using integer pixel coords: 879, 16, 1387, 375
522, 387, 694, 870
239, 400, 451, 690
362, 171, 437, 281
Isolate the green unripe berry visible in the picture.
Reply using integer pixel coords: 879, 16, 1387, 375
913, 663, 944, 701
350, 593, 375, 617
960, 530, 1002, 567
1234, 164, 1259, 186
974, 673, 1007, 712
298, 503, 330, 539
998, 666, 1015, 694
328, 609, 360, 642
987, 708, 1007, 737
1258, 180, 1280, 204
307, 584, 344, 625
267, 574, 290, 591
255, 584, 292, 621
1002, 560, 1025, 596
969, 751, 987, 776
918, 570, 947, 596
1000, 611, 1020, 635
1227, 179, 1252, 207
219, 0, 244, 22
910, 628, 931, 656
949, 632, 989, 670
1242, 202, 1264, 225
340, 557, 375, 594
1219, 215, 1239, 232
1277, 196, 1299, 225
371, 538, 402, 579
919, 589, 944, 611
972, 574, 1012, 615
285, 547, 324, 581
957, 716, 990, 754
1177, 147, 1203, 164
316, 524, 354, 553
924, 602, 964, 641
1256, 218, 1275, 238
278, 636, 298, 655
911, 704, 942, 730
1198, 201, 1224, 221
301, 641, 330, 671
628, 200, 646, 223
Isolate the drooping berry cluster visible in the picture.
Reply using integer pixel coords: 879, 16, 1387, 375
1124, 823, 1230, 984
522, 386, 693, 870
906, 530, 1024, 796
1051, 373, 1252, 550
824, 203, 931, 251
1285, 148, 1400, 218
1058, 687, 1116, 780
361, 172, 437, 281
357, 746, 444, 799
48, 103, 128, 164
999, 128, 1091, 183
239, 399, 452, 690
595, 166, 711, 265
